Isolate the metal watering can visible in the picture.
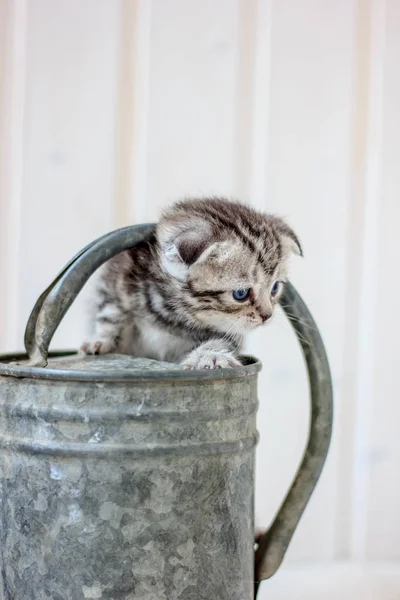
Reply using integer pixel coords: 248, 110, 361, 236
0, 224, 333, 600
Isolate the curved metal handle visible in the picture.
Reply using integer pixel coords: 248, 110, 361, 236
25, 223, 156, 366
254, 282, 333, 595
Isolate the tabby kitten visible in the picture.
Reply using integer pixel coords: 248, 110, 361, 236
81, 198, 301, 369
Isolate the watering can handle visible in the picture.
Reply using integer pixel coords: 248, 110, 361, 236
254, 283, 333, 593
24, 224, 333, 594
24, 224, 156, 365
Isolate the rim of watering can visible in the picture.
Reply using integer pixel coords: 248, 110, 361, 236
0, 350, 261, 383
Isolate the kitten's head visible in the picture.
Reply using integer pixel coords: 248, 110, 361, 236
157, 198, 301, 336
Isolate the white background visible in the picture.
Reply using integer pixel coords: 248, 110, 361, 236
1, 1, 400, 598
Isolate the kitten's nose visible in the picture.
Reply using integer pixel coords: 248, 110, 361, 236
260, 312, 272, 323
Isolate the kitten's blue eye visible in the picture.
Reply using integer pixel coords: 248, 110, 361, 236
232, 288, 250, 302
271, 281, 280, 297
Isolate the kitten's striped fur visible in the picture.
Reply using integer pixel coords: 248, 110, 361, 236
81, 198, 301, 369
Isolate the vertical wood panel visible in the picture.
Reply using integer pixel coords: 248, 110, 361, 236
232, 0, 258, 200
0, 0, 9, 347
115, 0, 152, 227
0, 0, 27, 352
346, 0, 385, 560
335, 0, 374, 559
364, 0, 400, 561
142, 0, 241, 220
114, 0, 138, 228
255, 0, 357, 562
247, 0, 273, 212
15, 0, 123, 350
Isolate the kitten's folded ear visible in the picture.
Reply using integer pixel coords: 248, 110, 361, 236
270, 216, 303, 257
157, 217, 215, 280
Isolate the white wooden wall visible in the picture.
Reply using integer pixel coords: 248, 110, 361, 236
1, 0, 400, 593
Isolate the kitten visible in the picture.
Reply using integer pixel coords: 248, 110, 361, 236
81, 197, 301, 369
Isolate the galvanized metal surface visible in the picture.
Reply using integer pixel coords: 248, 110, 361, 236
0, 224, 333, 599
0, 355, 259, 600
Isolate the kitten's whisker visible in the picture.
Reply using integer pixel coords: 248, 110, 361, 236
273, 313, 312, 349
221, 317, 242, 340
287, 325, 311, 349
220, 318, 245, 349
220, 322, 242, 347
279, 308, 317, 334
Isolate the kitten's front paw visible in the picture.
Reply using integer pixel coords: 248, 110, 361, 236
182, 352, 242, 370
80, 339, 117, 355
